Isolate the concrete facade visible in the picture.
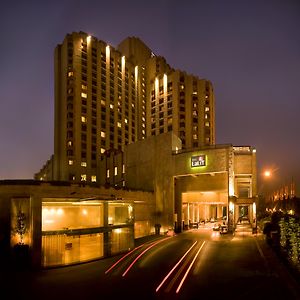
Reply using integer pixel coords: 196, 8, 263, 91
0, 181, 154, 269
100, 133, 257, 233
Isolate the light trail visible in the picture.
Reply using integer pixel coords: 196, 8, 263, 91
155, 241, 198, 292
105, 237, 166, 274
176, 241, 206, 293
104, 244, 144, 274
122, 237, 170, 277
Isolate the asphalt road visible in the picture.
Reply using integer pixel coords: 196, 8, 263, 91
2, 224, 300, 300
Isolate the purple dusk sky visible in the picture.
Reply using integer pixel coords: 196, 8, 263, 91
0, 0, 299, 195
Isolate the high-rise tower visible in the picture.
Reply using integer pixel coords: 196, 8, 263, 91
36, 32, 215, 183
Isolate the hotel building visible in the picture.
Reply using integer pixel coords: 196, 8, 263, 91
0, 32, 257, 269
36, 31, 215, 184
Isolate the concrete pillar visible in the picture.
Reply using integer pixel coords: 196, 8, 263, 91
0, 195, 11, 268
192, 203, 195, 223
103, 202, 111, 257
174, 178, 183, 233
31, 196, 42, 269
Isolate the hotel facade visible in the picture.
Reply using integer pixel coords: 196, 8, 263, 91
36, 31, 215, 184
0, 32, 257, 269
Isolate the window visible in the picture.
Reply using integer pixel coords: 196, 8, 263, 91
114, 166, 118, 176
205, 122, 210, 127
68, 160, 73, 165
91, 175, 97, 182
81, 162, 87, 167
101, 131, 106, 138
107, 169, 110, 178
81, 174, 87, 181
68, 71, 74, 77
81, 92, 87, 98
205, 107, 210, 112
81, 116, 87, 123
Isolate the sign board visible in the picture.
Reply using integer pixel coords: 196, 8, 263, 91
191, 155, 206, 167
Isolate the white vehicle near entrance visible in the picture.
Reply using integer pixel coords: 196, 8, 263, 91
219, 224, 228, 234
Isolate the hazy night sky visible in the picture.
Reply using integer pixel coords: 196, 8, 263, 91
0, 0, 299, 195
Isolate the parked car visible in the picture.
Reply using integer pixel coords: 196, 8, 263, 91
212, 223, 220, 231
220, 224, 228, 234
190, 222, 199, 229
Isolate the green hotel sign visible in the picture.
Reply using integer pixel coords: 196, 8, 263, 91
191, 155, 206, 167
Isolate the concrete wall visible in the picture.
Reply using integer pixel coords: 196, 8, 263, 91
0, 181, 154, 269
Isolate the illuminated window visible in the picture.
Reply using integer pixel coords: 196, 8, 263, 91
107, 169, 110, 178
205, 122, 210, 127
117, 122, 122, 128
101, 131, 106, 138
193, 134, 198, 140
68, 71, 74, 77
81, 116, 87, 123
101, 148, 105, 153
81, 92, 87, 98
81, 174, 87, 181
205, 114, 208, 119
68, 160, 73, 165
67, 140, 72, 147
81, 84, 87, 90
205, 107, 210, 112
81, 162, 87, 167
122, 164, 125, 174
114, 166, 118, 176
125, 118, 128, 124
192, 91, 197, 95
110, 104, 114, 109
91, 175, 97, 182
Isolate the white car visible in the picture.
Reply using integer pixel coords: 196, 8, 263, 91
219, 224, 228, 234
